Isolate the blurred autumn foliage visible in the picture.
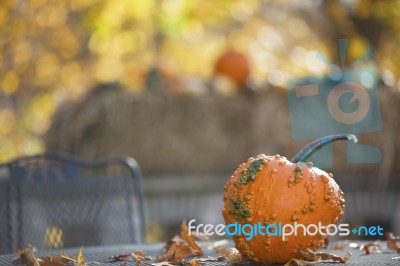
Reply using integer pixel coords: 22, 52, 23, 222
1, 0, 400, 160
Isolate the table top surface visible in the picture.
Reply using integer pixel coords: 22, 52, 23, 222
1, 240, 399, 266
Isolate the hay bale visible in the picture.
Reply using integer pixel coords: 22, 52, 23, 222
45, 87, 400, 191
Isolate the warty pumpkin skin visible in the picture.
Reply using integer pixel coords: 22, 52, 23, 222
222, 135, 354, 264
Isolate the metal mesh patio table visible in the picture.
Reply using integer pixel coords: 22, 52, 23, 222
0, 240, 399, 266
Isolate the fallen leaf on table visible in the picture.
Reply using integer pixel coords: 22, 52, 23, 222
28, 252, 78, 266
224, 249, 247, 265
216, 247, 246, 264
152, 262, 179, 266
158, 221, 205, 263
298, 249, 318, 261
315, 251, 351, 262
322, 237, 329, 248
60, 253, 77, 263
330, 243, 347, 251
12, 249, 27, 265
180, 220, 204, 255
287, 248, 351, 265
196, 256, 225, 263
386, 232, 400, 253
187, 258, 204, 266
185, 256, 225, 266
12, 245, 40, 266
342, 252, 352, 261
165, 235, 185, 251
284, 259, 321, 266
13, 245, 98, 266
133, 250, 151, 265
57, 249, 87, 265
212, 240, 247, 264
360, 242, 381, 255
38, 256, 66, 266
108, 253, 131, 262
76, 247, 86, 266
163, 242, 193, 261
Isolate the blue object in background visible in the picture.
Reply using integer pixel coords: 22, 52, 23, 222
286, 67, 382, 167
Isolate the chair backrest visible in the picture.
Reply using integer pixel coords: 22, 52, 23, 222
0, 151, 145, 254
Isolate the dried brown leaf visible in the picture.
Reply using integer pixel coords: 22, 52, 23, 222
60, 253, 77, 263
37, 256, 66, 266
360, 242, 381, 255
386, 232, 400, 253
41, 253, 77, 265
164, 235, 188, 256
12, 245, 40, 266
187, 258, 204, 266
215, 256, 227, 262
196, 257, 224, 263
180, 220, 203, 255
14, 247, 101, 266
315, 251, 351, 262
16, 249, 25, 254
342, 252, 352, 261
13, 249, 26, 265
284, 259, 321, 266
133, 250, 149, 265
41, 250, 83, 265
223, 248, 246, 265
76, 247, 86, 266
152, 262, 178, 266
212, 243, 247, 265
12, 253, 26, 265
160, 226, 203, 263
38, 262, 63, 266
166, 235, 185, 250
25, 246, 40, 266
169, 243, 193, 261
330, 243, 347, 251
108, 253, 131, 262
133, 250, 146, 257
299, 249, 318, 261
158, 242, 194, 262
298, 248, 351, 263
323, 237, 329, 248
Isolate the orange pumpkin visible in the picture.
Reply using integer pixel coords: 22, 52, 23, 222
222, 135, 356, 264
214, 51, 250, 87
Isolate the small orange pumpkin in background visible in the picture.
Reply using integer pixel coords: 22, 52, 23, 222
222, 134, 356, 264
214, 50, 250, 87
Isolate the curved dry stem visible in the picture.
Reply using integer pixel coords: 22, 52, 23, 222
291, 134, 358, 163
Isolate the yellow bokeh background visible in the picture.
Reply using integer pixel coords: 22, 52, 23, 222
1, 0, 399, 161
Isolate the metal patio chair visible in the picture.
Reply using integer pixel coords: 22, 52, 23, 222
0, 151, 145, 254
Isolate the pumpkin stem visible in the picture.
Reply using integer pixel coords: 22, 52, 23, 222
291, 134, 358, 163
